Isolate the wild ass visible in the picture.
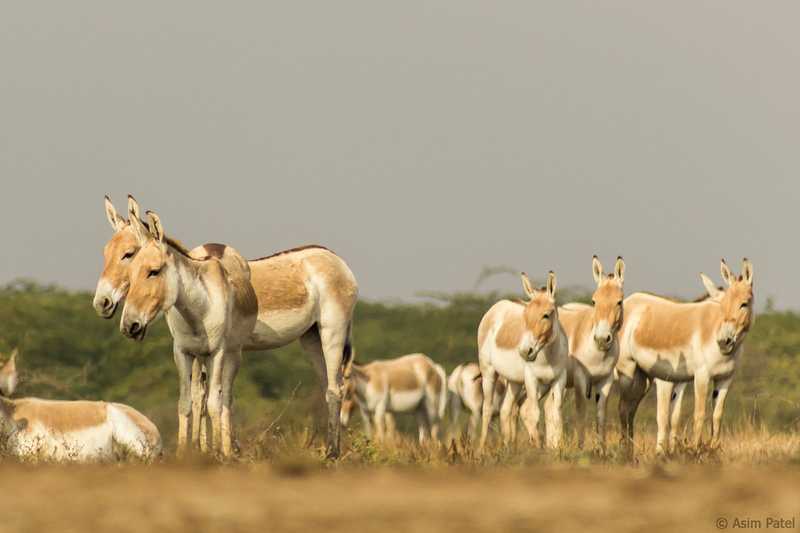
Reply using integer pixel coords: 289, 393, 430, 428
477, 272, 569, 450
95, 196, 357, 458
0, 350, 161, 462
558, 256, 625, 449
340, 353, 447, 444
447, 362, 506, 440
120, 210, 258, 457
616, 259, 754, 454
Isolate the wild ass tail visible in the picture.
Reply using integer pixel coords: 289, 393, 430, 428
342, 321, 354, 369
434, 364, 448, 421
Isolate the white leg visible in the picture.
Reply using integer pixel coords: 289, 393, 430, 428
692, 371, 710, 448
373, 398, 387, 443
544, 374, 566, 449
655, 379, 674, 455
595, 374, 614, 450
478, 364, 497, 451
499, 382, 520, 445
669, 382, 687, 450
416, 410, 430, 445
204, 348, 226, 454
319, 323, 349, 459
220, 348, 242, 457
522, 366, 542, 447
173, 347, 194, 457
711, 377, 733, 446
573, 368, 589, 449
190, 357, 208, 452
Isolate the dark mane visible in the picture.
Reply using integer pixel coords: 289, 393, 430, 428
164, 236, 193, 257
249, 244, 333, 262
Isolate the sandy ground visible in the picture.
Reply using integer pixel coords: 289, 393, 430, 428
1, 462, 798, 533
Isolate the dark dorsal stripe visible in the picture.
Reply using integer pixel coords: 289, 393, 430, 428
249, 244, 333, 262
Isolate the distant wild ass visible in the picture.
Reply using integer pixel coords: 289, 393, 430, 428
558, 256, 625, 449
96, 196, 357, 458
0, 350, 161, 462
616, 259, 754, 453
477, 272, 569, 450
447, 362, 506, 439
340, 353, 447, 444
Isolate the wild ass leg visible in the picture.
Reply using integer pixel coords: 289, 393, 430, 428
544, 374, 566, 449
416, 408, 431, 445
478, 364, 497, 451
173, 347, 194, 457
595, 374, 614, 450
499, 382, 520, 446
448, 391, 463, 439
358, 403, 373, 439
710, 376, 733, 447
618, 367, 648, 449
669, 382, 687, 451
509, 393, 521, 444
219, 348, 242, 457
299, 327, 327, 437
692, 371, 710, 448
573, 368, 589, 449
655, 379, 674, 455
319, 323, 349, 459
190, 357, 209, 452
204, 347, 228, 454
522, 367, 542, 447
373, 397, 388, 443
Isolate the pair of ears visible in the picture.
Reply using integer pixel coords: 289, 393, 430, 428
104, 195, 165, 245
521, 271, 557, 300
701, 258, 754, 298
0, 348, 19, 397
592, 256, 625, 285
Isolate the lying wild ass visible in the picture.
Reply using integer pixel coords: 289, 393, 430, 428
616, 259, 754, 453
340, 354, 447, 444
558, 256, 625, 449
447, 362, 506, 439
0, 350, 161, 462
95, 197, 357, 458
477, 272, 569, 450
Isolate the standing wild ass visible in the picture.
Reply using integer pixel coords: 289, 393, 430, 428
340, 353, 447, 444
616, 259, 754, 453
0, 349, 161, 462
477, 272, 569, 450
447, 362, 506, 440
96, 196, 357, 458
558, 256, 625, 449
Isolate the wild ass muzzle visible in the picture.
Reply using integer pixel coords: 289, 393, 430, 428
0, 350, 161, 462
558, 256, 625, 449
447, 362, 506, 440
477, 271, 569, 450
340, 353, 447, 444
96, 196, 357, 459
616, 258, 754, 454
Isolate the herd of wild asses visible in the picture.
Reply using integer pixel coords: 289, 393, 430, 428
0, 195, 754, 462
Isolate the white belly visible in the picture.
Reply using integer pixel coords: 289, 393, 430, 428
489, 347, 526, 384
388, 389, 425, 413
248, 306, 316, 349
9, 423, 115, 462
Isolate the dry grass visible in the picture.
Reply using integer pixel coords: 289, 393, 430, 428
1, 425, 798, 533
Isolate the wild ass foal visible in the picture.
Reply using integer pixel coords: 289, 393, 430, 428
616, 259, 754, 454
95, 197, 357, 458
340, 354, 447, 444
477, 272, 569, 450
557, 256, 625, 449
0, 350, 161, 462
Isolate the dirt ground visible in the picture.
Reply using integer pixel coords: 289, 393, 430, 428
1, 461, 797, 533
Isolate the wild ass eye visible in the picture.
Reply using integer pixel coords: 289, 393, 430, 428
740, 302, 749, 309
617, 300, 623, 307
121, 251, 135, 260
542, 313, 551, 320
148, 268, 162, 278
591, 300, 596, 306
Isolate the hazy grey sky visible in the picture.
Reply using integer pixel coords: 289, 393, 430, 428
1, 2, 797, 306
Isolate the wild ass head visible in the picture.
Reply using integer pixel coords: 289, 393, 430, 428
700, 258, 754, 356
518, 271, 559, 361
120, 210, 179, 341
93, 195, 144, 318
0, 348, 19, 397
590, 256, 625, 351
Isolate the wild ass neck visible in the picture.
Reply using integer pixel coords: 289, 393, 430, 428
166, 248, 227, 339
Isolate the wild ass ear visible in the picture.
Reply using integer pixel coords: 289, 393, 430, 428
700, 273, 722, 299
720, 259, 734, 287
128, 208, 151, 246
546, 271, 557, 300
146, 211, 165, 243
614, 256, 625, 284
741, 258, 754, 286
592, 255, 603, 285
127, 195, 142, 222
520, 273, 536, 300
104, 196, 125, 232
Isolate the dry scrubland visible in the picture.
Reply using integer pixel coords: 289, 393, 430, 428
1, 426, 798, 533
